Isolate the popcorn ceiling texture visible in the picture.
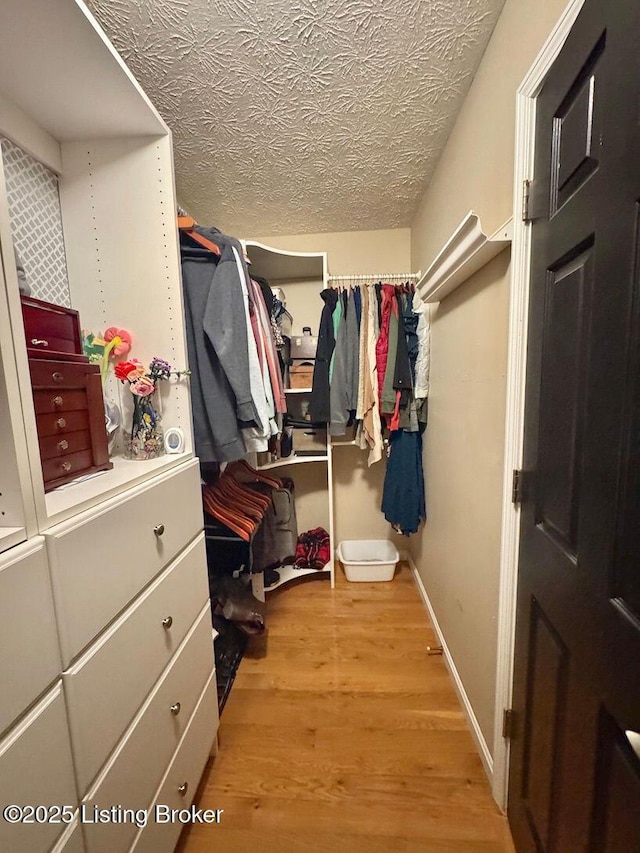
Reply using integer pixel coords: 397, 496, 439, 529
88, 0, 505, 236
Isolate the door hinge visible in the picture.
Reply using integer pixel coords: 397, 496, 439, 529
522, 179, 531, 221
512, 469, 523, 504
522, 179, 545, 222
503, 708, 516, 740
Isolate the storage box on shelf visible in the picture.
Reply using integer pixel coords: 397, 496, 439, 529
0, 3, 218, 852
242, 241, 334, 589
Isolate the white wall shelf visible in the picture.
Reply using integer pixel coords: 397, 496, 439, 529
257, 455, 327, 470
265, 564, 330, 592
416, 212, 513, 304
243, 240, 334, 590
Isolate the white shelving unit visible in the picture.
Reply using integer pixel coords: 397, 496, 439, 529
243, 241, 335, 590
0, 5, 217, 853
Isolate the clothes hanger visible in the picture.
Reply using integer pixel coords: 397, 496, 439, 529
178, 215, 221, 256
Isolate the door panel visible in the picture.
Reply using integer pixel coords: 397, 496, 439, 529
521, 600, 568, 852
508, 0, 640, 849
551, 34, 604, 214
591, 713, 640, 853
537, 242, 594, 554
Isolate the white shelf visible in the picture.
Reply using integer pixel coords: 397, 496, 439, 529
257, 454, 328, 471
43, 452, 192, 527
284, 387, 312, 394
243, 242, 326, 282
416, 212, 513, 304
0, 0, 166, 144
265, 564, 331, 592
0, 526, 26, 553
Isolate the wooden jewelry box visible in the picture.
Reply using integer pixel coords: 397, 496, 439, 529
20, 295, 112, 491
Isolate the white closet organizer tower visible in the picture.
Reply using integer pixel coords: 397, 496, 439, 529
243, 241, 335, 590
0, 3, 217, 853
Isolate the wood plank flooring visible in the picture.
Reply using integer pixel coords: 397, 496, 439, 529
177, 563, 515, 853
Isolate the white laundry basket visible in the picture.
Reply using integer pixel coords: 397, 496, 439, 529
337, 539, 399, 582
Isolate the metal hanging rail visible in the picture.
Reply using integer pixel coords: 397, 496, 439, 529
327, 272, 421, 283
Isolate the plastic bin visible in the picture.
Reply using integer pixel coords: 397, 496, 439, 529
337, 539, 399, 582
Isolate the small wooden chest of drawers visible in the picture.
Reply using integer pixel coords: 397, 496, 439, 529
29, 358, 111, 491
21, 294, 87, 363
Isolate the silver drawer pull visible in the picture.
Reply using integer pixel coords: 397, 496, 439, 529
52, 396, 63, 407
52, 372, 64, 383
154, 523, 165, 537
58, 440, 69, 451
170, 702, 181, 716
56, 417, 67, 429
177, 782, 188, 797
61, 461, 72, 473
162, 616, 173, 629
31, 338, 49, 347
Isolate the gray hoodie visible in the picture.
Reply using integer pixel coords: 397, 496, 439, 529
181, 228, 259, 462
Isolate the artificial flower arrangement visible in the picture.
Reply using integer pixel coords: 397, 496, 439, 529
82, 327, 133, 451
82, 326, 133, 384
115, 357, 190, 460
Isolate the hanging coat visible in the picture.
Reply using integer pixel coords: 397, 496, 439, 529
309, 289, 338, 423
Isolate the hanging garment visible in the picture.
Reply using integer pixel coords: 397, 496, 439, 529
345, 289, 360, 416
182, 240, 256, 463
362, 284, 383, 465
381, 291, 400, 417
381, 429, 426, 536
375, 284, 395, 407
355, 285, 369, 421
250, 277, 286, 414
329, 292, 343, 383
232, 246, 272, 452
309, 288, 338, 423
330, 289, 359, 436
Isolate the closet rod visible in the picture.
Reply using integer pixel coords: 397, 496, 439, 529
327, 272, 420, 283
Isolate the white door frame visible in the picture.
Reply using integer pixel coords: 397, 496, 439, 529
491, 0, 587, 810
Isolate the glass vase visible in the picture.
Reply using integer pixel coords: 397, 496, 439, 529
122, 389, 164, 460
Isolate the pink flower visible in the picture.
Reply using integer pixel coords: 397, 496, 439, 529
104, 327, 132, 358
130, 376, 155, 397
125, 359, 146, 380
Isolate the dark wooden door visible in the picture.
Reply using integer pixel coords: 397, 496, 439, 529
508, 0, 640, 850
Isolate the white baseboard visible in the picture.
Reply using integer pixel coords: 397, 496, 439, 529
402, 551, 494, 783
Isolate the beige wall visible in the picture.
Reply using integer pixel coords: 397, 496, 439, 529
253, 228, 412, 552
409, 0, 570, 758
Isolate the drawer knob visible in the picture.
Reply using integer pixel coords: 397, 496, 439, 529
170, 702, 181, 716
154, 523, 165, 537
31, 338, 49, 347
52, 372, 64, 383
52, 396, 63, 407
177, 782, 189, 797
61, 461, 72, 473
56, 417, 67, 429
58, 439, 69, 451
162, 616, 173, 630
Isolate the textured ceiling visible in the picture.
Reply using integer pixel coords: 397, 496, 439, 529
87, 0, 506, 237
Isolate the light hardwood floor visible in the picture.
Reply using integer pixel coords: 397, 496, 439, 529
178, 563, 516, 853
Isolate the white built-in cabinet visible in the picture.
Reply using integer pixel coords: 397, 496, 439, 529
0, 2, 217, 852
243, 241, 335, 589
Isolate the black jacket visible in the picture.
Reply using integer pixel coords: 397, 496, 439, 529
309, 289, 338, 423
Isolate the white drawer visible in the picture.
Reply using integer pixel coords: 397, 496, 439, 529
52, 819, 85, 853
64, 533, 208, 796
132, 673, 219, 853
82, 604, 215, 853
0, 538, 61, 736
0, 683, 78, 853
46, 459, 203, 665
